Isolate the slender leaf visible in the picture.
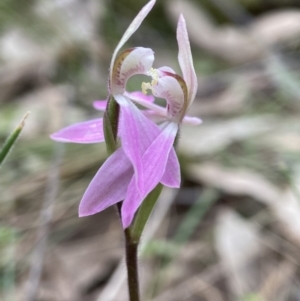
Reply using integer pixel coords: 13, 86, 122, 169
0, 112, 29, 166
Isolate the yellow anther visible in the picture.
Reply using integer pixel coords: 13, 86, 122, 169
148, 68, 159, 86
141, 68, 159, 94
142, 82, 152, 94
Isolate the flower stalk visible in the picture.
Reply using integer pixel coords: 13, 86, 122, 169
124, 230, 140, 301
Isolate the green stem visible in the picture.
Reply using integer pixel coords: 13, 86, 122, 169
124, 229, 140, 301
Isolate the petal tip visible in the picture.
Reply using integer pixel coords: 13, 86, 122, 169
50, 133, 67, 143
122, 214, 133, 229
78, 203, 100, 217
78, 212, 87, 218
78, 204, 92, 217
178, 14, 185, 23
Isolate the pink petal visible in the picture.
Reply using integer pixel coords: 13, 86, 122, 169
121, 176, 142, 228
93, 100, 107, 111
177, 15, 198, 106
109, 0, 156, 90
161, 146, 181, 187
157, 66, 176, 74
121, 121, 179, 228
115, 94, 161, 151
142, 110, 168, 123
111, 47, 154, 94
115, 95, 144, 185
79, 148, 133, 216
114, 94, 162, 190
50, 119, 104, 144
152, 75, 185, 123
121, 145, 180, 229
140, 121, 178, 194
93, 91, 155, 111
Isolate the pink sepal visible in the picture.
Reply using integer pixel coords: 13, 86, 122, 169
50, 119, 104, 144
79, 148, 133, 216
121, 122, 178, 228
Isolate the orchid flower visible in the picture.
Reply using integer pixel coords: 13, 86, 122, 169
50, 0, 201, 229
88, 14, 201, 228
50, 0, 178, 225
113, 15, 201, 227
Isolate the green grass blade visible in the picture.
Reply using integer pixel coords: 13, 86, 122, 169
0, 112, 30, 166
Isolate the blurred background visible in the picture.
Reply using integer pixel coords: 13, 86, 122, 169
1, 0, 300, 300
